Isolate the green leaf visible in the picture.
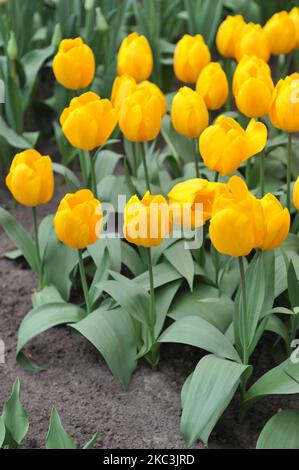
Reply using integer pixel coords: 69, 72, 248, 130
100, 273, 150, 327
2, 378, 29, 446
243, 357, 299, 409
83, 432, 100, 449
17, 303, 86, 371
164, 240, 195, 290
135, 261, 183, 290
45, 408, 77, 449
32, 285, 65, 308
71, 307, 137, 390
52, 162, 81, 190
94, 149, 122, 180
154, 280, 182, 337
288, 260, 299, 309
121, 242, 144, 276
181, 355, 249, 446
266, 315, 290, 345
159, 316, 240, 362
256, 410, 299, 449
0, 207, 39, 273
0, 416, 5, 448
198, 0, 224, 47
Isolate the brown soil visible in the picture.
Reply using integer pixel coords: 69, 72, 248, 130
0, 181, 298, 449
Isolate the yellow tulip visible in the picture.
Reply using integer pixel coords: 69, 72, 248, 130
216, 15, 246, 58
293, 177, 299, 210
258, 193, 290, 251
119, 87, 162, 142
6, 149, 54, 207
235, 23, 270, 62
53, 189, 102, 250
290, 7, 299, 49
111, 74, 137, 111
269, 73, 299, 132
210, 176, 264, 257
264, 11, 296, 55
52, 37, 95, 90
117, 32, 153, 82
174, 34, 211, 84
168, 178, 226, 229
233, 55, 274, 118
199, 115, 267, 176
60, 92, 118, 151
171, 87, 209, 138
196, 62, 229, 110
137, 81, 167, 117
124, 192, 172, 247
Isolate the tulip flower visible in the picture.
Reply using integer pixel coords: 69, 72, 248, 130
196, 62, 229, 111
168, 179, 226, 229
171, 87, 209, 178
174, 34, 211, 84
54, 189, 103, 313
269, 73, 299, 210
235, 23, 270, 62
216, 15, 246, 58
124, 191, 172, 365
264, 11, 296, 55
117, 32, 153, 82
52, 37, 95, 90
293, 177, 299, 211
258, 194, 290, 251
60, 92, 117, 197
6, 149, 55, 288
289, 7, 299, 49
233, 55, 274, 118
199, 115, 267, 177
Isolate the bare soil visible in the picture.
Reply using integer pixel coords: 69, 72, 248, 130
0, 182, 298, 449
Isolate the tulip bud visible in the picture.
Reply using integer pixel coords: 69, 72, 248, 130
264, 11, 296, 55
124, 192, 172, 247
233, 55, 274, 118
52, 37, 95, 90
216, 15, 245, 58
290, 7, 299, 50
199, 115, 267, 176
235, 23, 270, 62
6, 150, 54, 207
171, 87, 209, 138
258, 194, 290, 251
7, 32, 18, 61
269, 73, 299, 132
54, 190, 103, 250
96, 7, 108, 32
174, 34, 211, 84
117, 32, 153, 82
293, 177, 299, 210
60, 92, 118, 151
210, 176, 265, 257
196, 62, 229, 111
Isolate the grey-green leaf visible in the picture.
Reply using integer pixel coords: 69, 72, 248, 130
257, 410, 299, 449
45, 407, 77, 449
2, 378, 29, 445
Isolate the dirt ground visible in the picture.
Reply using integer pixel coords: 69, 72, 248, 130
0, 181, 298, 449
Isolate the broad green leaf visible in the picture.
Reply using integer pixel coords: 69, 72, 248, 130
22, 45, 54, 108
256, 410, 299, 449
164, 240, 195, 290
106, 238, 122, 273
32, 285, 65, 308
94, 149, 122, 180
181, 355, 249, 446
135, 261, 183, 290
52, 162, 81, 190
83, 432, 100, 449
154, 280, 182, 337
288, 260, 299, 309
266, 315, 289, 345
71, 307, 137, 390
45, 408, 76, 449
159, 316, 240, 362
121, 242, 144, 276
0, 416, 5, 448
0, 207, 39, 273
243, 357, 299, 409
17, 303, 86, 371
2, 378, 29, 445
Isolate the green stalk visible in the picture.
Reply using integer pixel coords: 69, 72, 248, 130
238, 256, 248, 366
90, 152, 98, 198
78, 250, 91, 315
287, 132, 292, 212
79, 150, 89, 189
140, 142, 151, 192
145, 247, 159, 368
192, 138, 200, 178
32, 207, 44, 290
260, 151, 265, 197
214, 171, 219, 183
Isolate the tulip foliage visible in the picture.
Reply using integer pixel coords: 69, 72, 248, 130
1, 0, 299, 450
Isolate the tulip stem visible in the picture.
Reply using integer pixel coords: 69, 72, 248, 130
192, 138, 200, 178
140, 142, 151, 192
287, 133, 292, 212
238, 256, 248, 366
260, 151, 265, 197
78, 250, 91, 315
90, 153, 98, 199
214, 171, 219, 183
146, 247, 156, 330
32, 207, 44, 290
79, 150, 89, 188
